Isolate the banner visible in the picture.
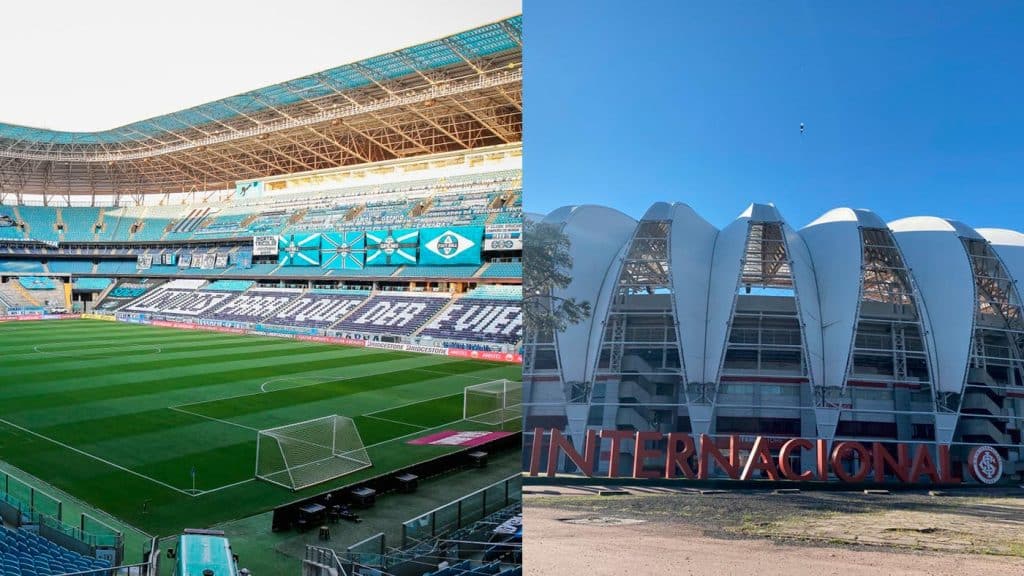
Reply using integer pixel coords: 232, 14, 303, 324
365, 229, 418, 266
419, 226, 483, 265
253, 235, 278, 256
278, 234, 321, 266
162, 252, 178, 265
215, 254, 229, 268
321, 231, 366, 270
484, 225, 523, 251
446, 348, 522, 363
178, 253, 192, 268
235, 180, 264, 199
137, 255, 152, 270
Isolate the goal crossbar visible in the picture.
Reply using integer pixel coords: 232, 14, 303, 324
255, 415, 372, 491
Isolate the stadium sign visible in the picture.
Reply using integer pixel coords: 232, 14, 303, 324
253, 235, 278, 256
527, 429, 988, 485
967, 445, 1003, 485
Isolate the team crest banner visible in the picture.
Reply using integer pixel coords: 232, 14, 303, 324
419, 226, 483, 265
366, 229, 418, 266
321, 231, 366, 270
278, 234, 322, 266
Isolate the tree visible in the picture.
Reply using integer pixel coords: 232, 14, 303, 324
523, 220, 591, 334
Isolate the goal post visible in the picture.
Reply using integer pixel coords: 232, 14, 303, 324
463, 379, 522, 425
255, 415, 372, 491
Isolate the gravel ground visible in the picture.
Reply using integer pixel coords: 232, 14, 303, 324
524, 486, 1024, 575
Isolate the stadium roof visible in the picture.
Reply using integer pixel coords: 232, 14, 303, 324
0, 16, 521, 202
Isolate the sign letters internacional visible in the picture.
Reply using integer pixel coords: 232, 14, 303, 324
524, 429, 1004, 485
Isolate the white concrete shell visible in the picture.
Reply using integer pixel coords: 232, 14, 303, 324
665, 203, 719, 384
978, 228, 1024, 293
705, 203, 824, 388
888, 217, 975, 395
800, 208, 889, 391
541, 205, 637, 386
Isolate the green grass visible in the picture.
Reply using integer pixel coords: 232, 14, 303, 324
0, 319, 520, 540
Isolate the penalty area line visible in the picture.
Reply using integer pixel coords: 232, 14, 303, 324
168, 406, 259, 432
0, 416, 194, 497
362, 414, 429, 430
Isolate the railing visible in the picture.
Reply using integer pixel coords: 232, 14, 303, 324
0, 469, 125, 560
402, 475, 522, 547
345, 531, 387, 567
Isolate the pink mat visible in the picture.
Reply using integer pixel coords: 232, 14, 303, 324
407, 430, 514, 447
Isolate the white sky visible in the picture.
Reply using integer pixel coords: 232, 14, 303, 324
0, 0, 521, 132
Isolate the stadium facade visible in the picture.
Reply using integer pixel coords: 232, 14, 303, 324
524, 202, 1024, 483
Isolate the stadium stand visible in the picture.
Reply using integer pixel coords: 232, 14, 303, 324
18, 277, 56, 290
205, 290, 297, 322
73, 277, 112, 291
0, 260, 44, 273
17, 206, 60, 243
0, 525, 111, 575
104, 284, 522, 346
479, 262, 521, 279
418, 296, 522, 345
48, 259, 95, 274
203, 279, 254, 291
334, 293, 450, 337
399, 265, 481, 278
265, 291, 370, 328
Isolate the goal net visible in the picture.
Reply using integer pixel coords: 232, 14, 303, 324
463, 379, 523, 425
255, 415, 371, 491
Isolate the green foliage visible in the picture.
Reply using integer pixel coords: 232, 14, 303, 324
523, 220, 591, 333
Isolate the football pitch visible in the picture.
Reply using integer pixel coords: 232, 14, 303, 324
0, 319, 520, 537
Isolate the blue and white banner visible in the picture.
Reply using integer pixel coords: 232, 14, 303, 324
278, 234, 321, 266
321, 231, 366, 270
419, 226, 483, 265
366, 229, 418, 266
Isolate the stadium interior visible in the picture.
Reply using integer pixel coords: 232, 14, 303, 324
0, 15, 522, 576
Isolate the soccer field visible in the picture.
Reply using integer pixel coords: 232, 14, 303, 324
0, 319, 520, 537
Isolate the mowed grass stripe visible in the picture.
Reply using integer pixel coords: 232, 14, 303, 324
187, 360, 507, 420
9, 355, 474, 429
0, 319, 522, 535
0, 336, 353, 376
0, 350, 407, 412
0, 338, 336, 376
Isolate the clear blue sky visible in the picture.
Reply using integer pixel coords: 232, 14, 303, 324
524, 1, 1024, 230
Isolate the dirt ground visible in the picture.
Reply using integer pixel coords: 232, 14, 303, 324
524, 486, 1024, 576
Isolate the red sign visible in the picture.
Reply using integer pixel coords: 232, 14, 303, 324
446, 348, 522, 364
528, 428, 968, 485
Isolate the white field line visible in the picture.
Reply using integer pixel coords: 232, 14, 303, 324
362, 414, 429, 430
194, 477, 256, 496
167, 406, 260, 432
0, 416, 194, 497
361, 389, 472, 416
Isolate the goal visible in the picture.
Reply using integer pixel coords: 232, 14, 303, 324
255, 415, 372, 491
463, 380, 522, 425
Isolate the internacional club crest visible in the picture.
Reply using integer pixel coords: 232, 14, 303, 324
967, 445, 1002, 485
